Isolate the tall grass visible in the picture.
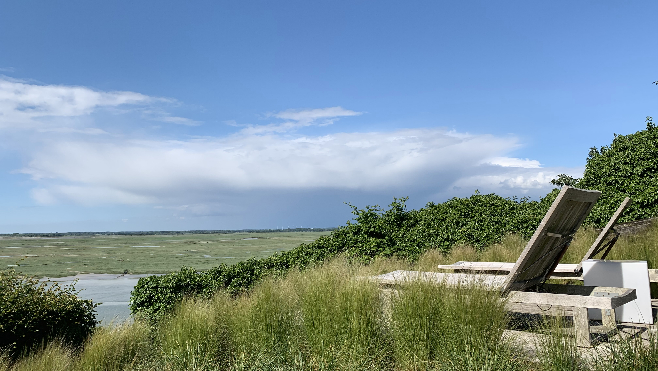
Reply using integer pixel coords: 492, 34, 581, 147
591, 331, 658, 370
536, 317, 586, 371
228, 275, 300, 369
416, 233, 526, 270
2, 257, 522, 370
0, 342, 72, 371
157, 296, 231, 371
76, 321, 152, 371
390, 280, 523, 371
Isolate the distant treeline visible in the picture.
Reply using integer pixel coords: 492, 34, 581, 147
0, 227, 337, 238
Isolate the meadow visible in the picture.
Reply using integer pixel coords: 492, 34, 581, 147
0, 231, 331, 278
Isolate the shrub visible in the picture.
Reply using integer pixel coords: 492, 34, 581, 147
0, 269, 97, 359
553, 117, 658, 227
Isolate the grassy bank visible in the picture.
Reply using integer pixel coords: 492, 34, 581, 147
1, 257, 526, 371
4, 222, 658, 371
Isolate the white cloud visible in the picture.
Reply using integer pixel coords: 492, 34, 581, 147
156, 115, 201, 126
240, 106, 362, 134
272, 106, 361, 122
446, 165, 584, 197
0, 78, 150, 128
36, 127, 109, 135
0, 78, 194, 130
0, 76, 570, 214
484, 157, 541, 168
20, 126, 570, 206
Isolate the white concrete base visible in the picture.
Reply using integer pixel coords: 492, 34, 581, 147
583, 260, 653, 324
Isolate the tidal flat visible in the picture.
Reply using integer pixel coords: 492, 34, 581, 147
0, 231, 331, 278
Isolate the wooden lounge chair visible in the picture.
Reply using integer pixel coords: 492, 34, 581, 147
436, 197, 658, 282
371, 187, 637, 347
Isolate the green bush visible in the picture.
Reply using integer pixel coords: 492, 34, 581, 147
552, 117, 658, 227
131, 193, 555, 322
0, 269, 97, 359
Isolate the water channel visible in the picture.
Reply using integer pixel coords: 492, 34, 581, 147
44, 274, 155, 325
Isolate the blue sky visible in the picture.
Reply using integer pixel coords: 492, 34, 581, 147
0, 1, 656, 233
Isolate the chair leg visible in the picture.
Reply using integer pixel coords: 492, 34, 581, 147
602, 308, 617, 333
573, 307, 592, 347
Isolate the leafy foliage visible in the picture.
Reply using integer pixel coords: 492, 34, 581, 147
576, 117, 658, 226
550, 174, 580, 187
131, 193, 555, 322
0, 269, 98, 359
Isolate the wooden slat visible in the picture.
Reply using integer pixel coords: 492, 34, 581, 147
576, 197, 632, 272
438, 264, 658, 283
369, 271, 637, 310
370, 270, 507, 289
650, 269, 658, 282
503, 187, 601, 293
506, 286, 636, 310
437, 262, 579, 275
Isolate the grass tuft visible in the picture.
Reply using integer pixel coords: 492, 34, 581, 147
5, 342, 72, 371
76, 321, 152, 371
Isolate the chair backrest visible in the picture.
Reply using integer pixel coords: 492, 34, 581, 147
574, 197, 632, 273
503, 187, 601, 293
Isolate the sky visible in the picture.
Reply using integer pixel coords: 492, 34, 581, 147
0, 1, 656, 233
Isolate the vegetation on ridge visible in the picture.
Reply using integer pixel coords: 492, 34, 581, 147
130, 193, 556, 321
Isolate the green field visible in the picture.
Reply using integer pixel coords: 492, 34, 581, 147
0, 231, 331, 278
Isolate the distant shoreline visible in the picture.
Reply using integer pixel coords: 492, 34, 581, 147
0, 227, 338, 238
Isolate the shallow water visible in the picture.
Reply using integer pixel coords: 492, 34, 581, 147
43, 274, 157, 325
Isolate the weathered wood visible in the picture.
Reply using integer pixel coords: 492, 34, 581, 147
437, 263, 658, 283
505, 301, 573, 316
573, 307, 591, 347
576, 197, 632, 273
504, 187, 601, 293
437, 262, 581, 278
371, 270, 508, 289
370, 271, 636, 311
507, 285, 636, 310
369, 270, 636, 348
602, 308, 617, 332
650, 269, 658, 282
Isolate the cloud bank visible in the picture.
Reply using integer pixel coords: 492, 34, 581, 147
21, 128, 570, 206
1, 78, 581, 227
